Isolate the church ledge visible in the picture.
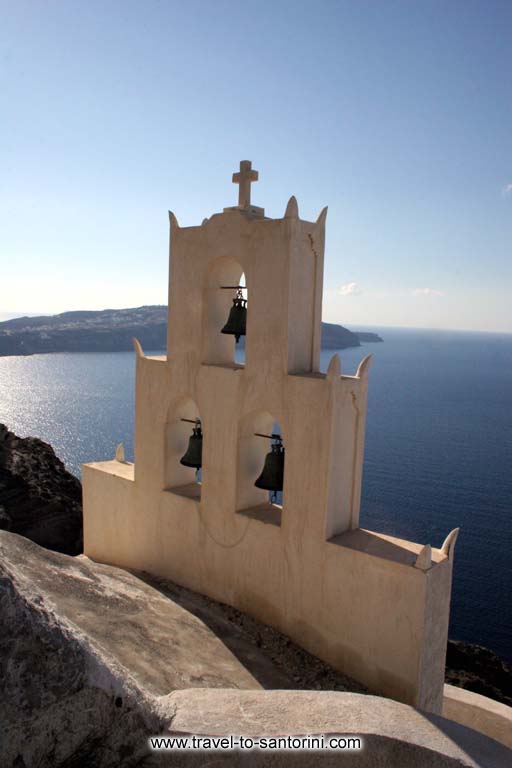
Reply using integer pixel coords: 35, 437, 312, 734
328, 528, 447, 569
201, 361, 245, 371
146, 354, 167, 362
443, 683, 512, 749
288, 371, 362, 383
220, 208, 319, 226
82, 460, 135, 481
237, 502, 282, 527
288, 370, 327, 380
164, 481, 201, 503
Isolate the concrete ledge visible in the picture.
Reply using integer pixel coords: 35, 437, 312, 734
83, 460, 135, 482
165, 482, 202, 502
443, 683, 512, 749
329, 527, 446, 568
201, 361, 245, 371
162, 688, 512, 767
237, 502, 282, 527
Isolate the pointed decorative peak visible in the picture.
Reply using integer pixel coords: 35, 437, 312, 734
168, 211, 179, 229
356, 354, 372, 379
132, 337, 145, 358
316, 206, 328, 227
284, 195, 299, 219
115, 443, 126, 463
414, 544, 432, 571
441, 528, 460, 560
327, 353, 341, 381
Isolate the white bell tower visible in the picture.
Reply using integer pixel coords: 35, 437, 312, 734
83, 161, 458, 714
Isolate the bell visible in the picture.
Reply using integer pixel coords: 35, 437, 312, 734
180, 423, 202, 469
221, 294, 247, 343
255, 440, 285, 494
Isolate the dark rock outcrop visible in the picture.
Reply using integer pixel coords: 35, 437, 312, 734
446, 640, 512, 708
0, 424, 82, 555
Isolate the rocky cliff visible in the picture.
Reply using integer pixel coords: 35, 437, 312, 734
0, 307, 383, 356
0, 425, 82, 555
1, 531, 510, 767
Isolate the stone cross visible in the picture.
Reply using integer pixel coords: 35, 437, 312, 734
233, 160, 259, 209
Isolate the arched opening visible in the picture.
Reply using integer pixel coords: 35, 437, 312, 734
163, 397, 202, 501
236, 410, 284, 526
203, 258, 247, 367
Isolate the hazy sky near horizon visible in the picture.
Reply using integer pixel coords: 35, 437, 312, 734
1, 1, 511, 332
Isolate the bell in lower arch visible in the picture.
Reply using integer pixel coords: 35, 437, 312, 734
221, 293, 247, 343
255, 439, 285, 495
180, 422, 202, 469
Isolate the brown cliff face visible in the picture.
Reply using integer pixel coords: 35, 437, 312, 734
0, 424, 82, 555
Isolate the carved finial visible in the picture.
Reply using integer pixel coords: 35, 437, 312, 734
316, 206, 328, 226
168, 211, 179, 229
115, 443, 126, 463
327, 353, 341, 381
284, 196, 299, 219
441, 528, 460, 560
132, 337, 145, 358
414, 544, 432, 571
356, 354, 372, 379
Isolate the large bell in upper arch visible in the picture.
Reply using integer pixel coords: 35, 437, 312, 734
221, 293, 247, 343
180, 422, 203, 469
255, 439, 284, 495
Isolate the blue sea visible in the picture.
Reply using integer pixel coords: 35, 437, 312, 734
0, 327, 511, 661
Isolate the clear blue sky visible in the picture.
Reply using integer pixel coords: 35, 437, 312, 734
1, 0, 511, 332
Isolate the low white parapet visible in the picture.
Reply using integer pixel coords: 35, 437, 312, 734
443, 683, 512, 749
